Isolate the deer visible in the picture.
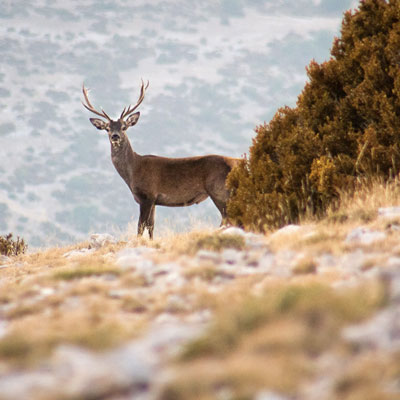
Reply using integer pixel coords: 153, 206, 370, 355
82, 80, 240, 239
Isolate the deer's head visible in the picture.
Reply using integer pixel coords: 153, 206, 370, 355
82, 80, 149, 148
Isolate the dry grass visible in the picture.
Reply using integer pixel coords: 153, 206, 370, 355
292, 257, 317, 275
0, 314, 143, 365
53, 262, 122, 281
183, 264, 218, 282
158, 177, 400, 399
0, 177, 400, 398
330, 352, 400, 400
0, 243, 149, 366
147, 230, 246, 256
325, 177, 400, 223
266, 177, 400, 259
161, 281, 385, 400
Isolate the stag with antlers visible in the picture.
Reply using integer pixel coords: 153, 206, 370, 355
82, 80, 239, 239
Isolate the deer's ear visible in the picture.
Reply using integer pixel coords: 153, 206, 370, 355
90, 118, 108, 130
126, 112, 140, 127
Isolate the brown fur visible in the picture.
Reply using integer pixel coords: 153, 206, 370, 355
89, 116, 239, 239
83, 82, 239, 239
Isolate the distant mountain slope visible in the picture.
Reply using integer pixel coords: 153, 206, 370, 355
0, 1, 353, 246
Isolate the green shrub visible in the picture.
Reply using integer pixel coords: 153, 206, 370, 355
227, 0, 400, 231
0, 233, 27, 256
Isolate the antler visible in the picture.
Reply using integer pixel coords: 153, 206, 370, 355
82, 84, 112, 121
120, 79, 149, 120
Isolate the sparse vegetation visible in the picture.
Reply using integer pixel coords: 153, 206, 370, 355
0, 233, 27, 256
181, 283, 384, 360
163, 282, 385, 400
190, 232, 245, 253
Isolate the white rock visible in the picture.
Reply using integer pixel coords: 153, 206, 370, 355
40, 287, 55, 297
54, 345, 152, 397
116, 247, 156, 269
165, 294, 189, 312
0, 320, 7, 339
0, 344, 152, 400
345, 227, 386, 245
220, 226, 246, 237
387, 256, 400, 267
316, 253, 338, 269
0, 370, 58, 400
108, 289, 132, 298
257, 252, 275, 273
269, 224, 302, 239
0, 255, 10, 264
137, 316, 205, 359
185, 310, 212, 324
221, 248, 243, 265
245, 237, 267, 250
89, 233, 117, 248
378, 206, 400, 219
63, 248, 95, 258
117, 246, 156, 259
255, 390, 290, 400
158, 269, 186, 289
119, 257, 154, 271
380, 269, 400, 304
196, 249, 221, 263
339, 250, 368, 272
343, 306, 400, 351
363, 266, 381, 280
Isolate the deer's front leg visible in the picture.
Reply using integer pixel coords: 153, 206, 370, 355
138, 201, 155, 238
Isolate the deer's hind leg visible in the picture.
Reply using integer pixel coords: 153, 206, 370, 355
207, 185, 230, 225
205, 168, 232, 225
209, 195, 228, 225
148, 205, 155, 239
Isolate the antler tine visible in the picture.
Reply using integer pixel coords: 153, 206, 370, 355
82, 84, 111, 121
120, 79, 149, 120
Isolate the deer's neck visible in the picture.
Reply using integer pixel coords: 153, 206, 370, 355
111, 140, 139, 190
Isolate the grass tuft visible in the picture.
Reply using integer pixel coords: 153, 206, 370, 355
184, 264, 218, 282
53, 262, 121, 280
292, 258, 317, 275
0, 334, 37, 361
191, 233, 246, 253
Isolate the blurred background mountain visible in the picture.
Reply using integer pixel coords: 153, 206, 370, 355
0, 0, 356, 247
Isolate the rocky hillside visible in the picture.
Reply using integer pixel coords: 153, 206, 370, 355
0, 180, 399, 400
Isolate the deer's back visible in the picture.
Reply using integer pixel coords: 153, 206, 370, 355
132, 154, 239, 206
139, 154, 237, 179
